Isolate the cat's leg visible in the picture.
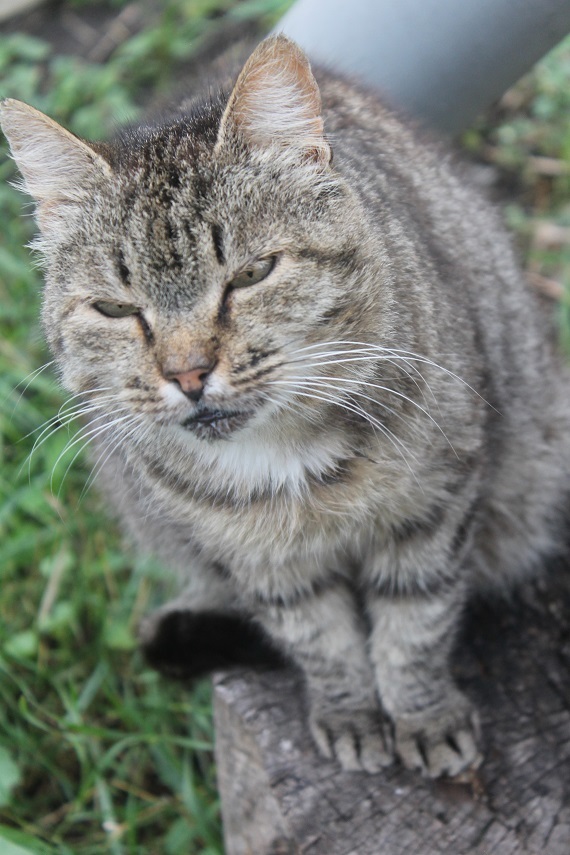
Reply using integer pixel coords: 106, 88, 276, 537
254, 584, 394, 773
366, 578, 481, 778
139, 564, 284, 679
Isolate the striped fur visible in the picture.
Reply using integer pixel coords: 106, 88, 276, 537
2, 35, 570, 778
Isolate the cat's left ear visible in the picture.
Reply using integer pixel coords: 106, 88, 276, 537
215, 35, 332, 167
0, 99, 112, 232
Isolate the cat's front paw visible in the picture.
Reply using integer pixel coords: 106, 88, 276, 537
309, 708, 394, 774
393, 695, 482, 778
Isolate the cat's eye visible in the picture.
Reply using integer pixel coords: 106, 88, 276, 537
228, 256, 277, 289
93, 301, 139, 318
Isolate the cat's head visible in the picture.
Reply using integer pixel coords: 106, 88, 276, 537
0, 36, 377, 445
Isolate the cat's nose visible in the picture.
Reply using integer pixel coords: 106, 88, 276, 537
163, 360, 214, 402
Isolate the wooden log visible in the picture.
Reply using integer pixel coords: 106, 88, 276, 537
214, 562, 570, 854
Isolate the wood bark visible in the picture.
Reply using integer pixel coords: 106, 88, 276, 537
214, 561, 570, 854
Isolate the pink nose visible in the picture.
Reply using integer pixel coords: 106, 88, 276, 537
163, 361, 214, 402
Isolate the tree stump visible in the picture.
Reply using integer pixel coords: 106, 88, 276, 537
214, 562, 570, 854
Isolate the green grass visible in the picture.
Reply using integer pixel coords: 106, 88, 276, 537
0, 3, 570, 852
0, 2, 293, 852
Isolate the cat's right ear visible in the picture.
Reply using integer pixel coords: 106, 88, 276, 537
0, 99, 111, 234
215, 35, 332, 168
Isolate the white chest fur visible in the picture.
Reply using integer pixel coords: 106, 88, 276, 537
175, 423, 351, 498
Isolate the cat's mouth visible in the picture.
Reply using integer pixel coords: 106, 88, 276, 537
180, 407, 252, 440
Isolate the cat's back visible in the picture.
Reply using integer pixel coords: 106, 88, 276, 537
317, 68, 564, 404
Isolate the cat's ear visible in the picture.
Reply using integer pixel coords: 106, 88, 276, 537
215, 35, 331, 167
0, 98, 111, 232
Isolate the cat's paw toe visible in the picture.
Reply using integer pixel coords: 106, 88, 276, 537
310, 709, 394, 773
394, 703, 481, 778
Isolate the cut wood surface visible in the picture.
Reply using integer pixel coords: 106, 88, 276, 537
214, 562, 570, 854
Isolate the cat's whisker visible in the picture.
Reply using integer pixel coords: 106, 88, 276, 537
278, 373, 456, 455
262, 386, 328, 429
276, 378, 418, 453
268, 380, 419, 478
300, 389, 418, 482
303, 355, 439, 418
53, 388, 121, 427
45, 411, 124, 482
21, 404, 113, 483
344, 357, 437, 410
288, 339, 440, 364
24, 394, 121, 444
43, 385, 117, 419
89, 413, 151, 484
287, 342, 419, 368
8, 359, 56, 415
26, 388, 122, 438
50, 411, 133, 495
12, 359, 55, 389
55, 427, 115, 500
281, 374, 427, 439
326, 341, 490, 407
80, 414, 148, 501
24, 398, 122, 469
66, 411, 144, 495
23, 389, 119, 449
286, 339, 486, 405
260, 391, 292, 413
55, 385, 116, 410
288, 348, 394, 366
287, 350, 435, 392
286, 347, 439, 411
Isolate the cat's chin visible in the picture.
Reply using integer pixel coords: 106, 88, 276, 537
180, 408, 253, 441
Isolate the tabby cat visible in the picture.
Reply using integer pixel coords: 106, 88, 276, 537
2, 35, 570, 778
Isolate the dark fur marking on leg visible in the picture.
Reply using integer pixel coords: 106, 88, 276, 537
352, 727, 362, 761
451, 500, 480, 557
141, 609, 287, 680
371, 570, 458, 601
390, 504, 446, 543
253, 573, 344, 610
416, 734, 430, 770
322, 724, 336, 758
445, 732, 462, 755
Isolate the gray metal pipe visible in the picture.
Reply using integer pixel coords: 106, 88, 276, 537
276, 0, 570, 135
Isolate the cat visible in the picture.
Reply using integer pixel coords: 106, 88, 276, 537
2, 33, 570, 779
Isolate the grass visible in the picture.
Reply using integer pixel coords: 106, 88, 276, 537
0, 2, 570, 852
0, 2, 293, 852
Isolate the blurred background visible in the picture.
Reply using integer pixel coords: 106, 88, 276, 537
0, 1, 569, 853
